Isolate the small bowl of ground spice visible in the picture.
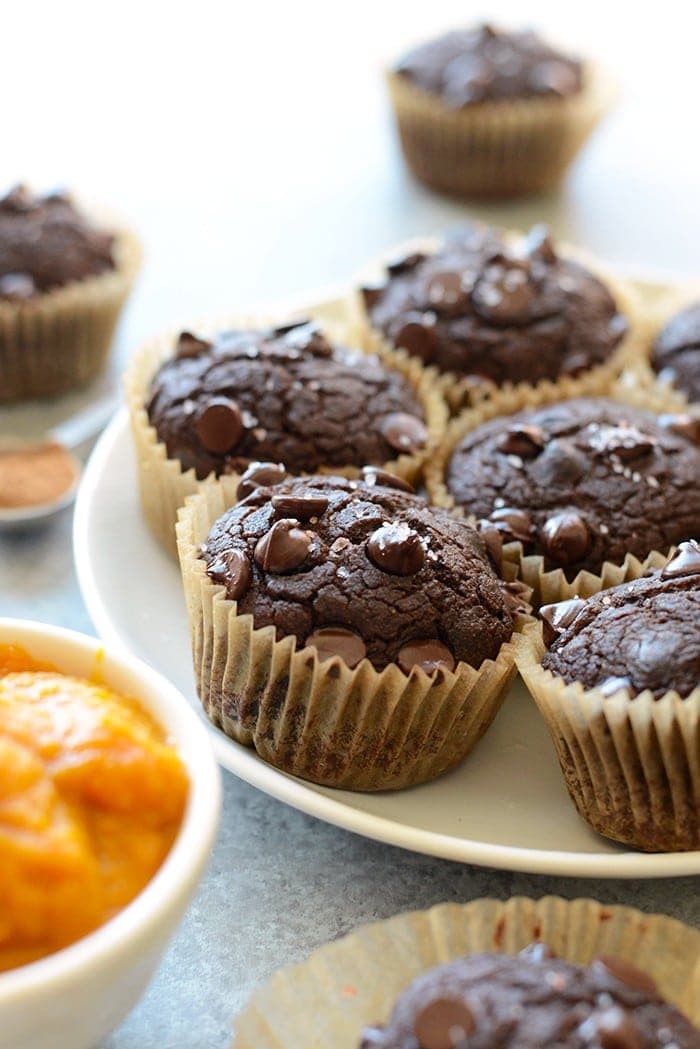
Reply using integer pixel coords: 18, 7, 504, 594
0, 439, 81, 528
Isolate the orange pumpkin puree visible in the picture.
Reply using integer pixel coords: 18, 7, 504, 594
0, 644, 188, 972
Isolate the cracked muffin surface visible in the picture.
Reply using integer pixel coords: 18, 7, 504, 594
201, 471, 516, 672
147, 321, 427, 480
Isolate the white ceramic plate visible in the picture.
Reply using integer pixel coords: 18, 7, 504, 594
74, 409, 700, 878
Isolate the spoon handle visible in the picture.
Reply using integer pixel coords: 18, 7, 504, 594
49, 398, 117, 450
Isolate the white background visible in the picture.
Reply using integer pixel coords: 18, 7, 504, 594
3, 0, 700, 354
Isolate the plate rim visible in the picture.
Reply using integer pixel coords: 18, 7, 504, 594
74, 418, 700, 881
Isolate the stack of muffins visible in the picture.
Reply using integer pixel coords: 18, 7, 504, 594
127, 209, 699, 856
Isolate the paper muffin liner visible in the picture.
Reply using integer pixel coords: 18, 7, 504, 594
387, 60, 616, 200
0, 219, 141, 402
176, 482, 533, 791
426, 377, 698, 605
232, 896, 700, 1047
351, 232, 645, 415
126, 307, 447, 557
517, 595, 700, 851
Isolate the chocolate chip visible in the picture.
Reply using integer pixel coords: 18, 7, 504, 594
531, 439, 587, 486
271, 493, 329, 520
588, 423, 656, 461
367, 522, 425, 575
379, 412, 428, 454
393, 318, 438, 364
472, 261, 536, 325
413, 997, 475, 1049
306, 627, 367, 668
237, 461, 288, 500
386, 251, 426, 275
426, 269, 469, 313
195, 397, 244, 454
207, 548, 252, 601
599, 676, 633, 698
540, 597, 587, 645
361, 466, 415, 493
489, 507, 533, 544
590, 1006, 643, 1049
398, 640, 455, 675
0, 272, 36, 300
661, 539, 700, 578
254, 519, 312, 573
477, 520, 503, 571
360, 285, 384, 311
497, 424, 545, 459
592, 956, 658, 996
175, 330, 213, 359
524, 224, 557, 263
540, 511, 591, 565
658, 412, 700, 447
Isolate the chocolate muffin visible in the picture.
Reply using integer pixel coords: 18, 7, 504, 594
395, 24, 583, 106
202, 470, 515, 673
541, 540, 700, 700
362, 225, 628, 386
147, 321, 429, 481
0, 185, 115, 300
651, 301, 700, 403
361, 944, 699, 1048
444, 397, 700, 578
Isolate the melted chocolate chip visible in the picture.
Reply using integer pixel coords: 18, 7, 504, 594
540, 597, 587, 645
489, 507, 533, 544
361, 466, 415, 493
497, 424, 545, 459
661, 539, 700, 578
393, 318, 438, 363
379, 412, 428, 454
367, 522, 425, 575
253, 519, 312, 573
386, 251, 426, 275
531, 439, 587, 486
306, 627, 367, 668
398, 639, 455, 675
472, 261, 536, 325
426, 269, 470, 314
592, 956, 658, 997
658, 412, 700, 447
540, 511, 591, 565
524, 224, 557, 263
195, 397, 244, 454
237, 461, 288, 500
271, 493, 329, 520
591, 1006, 643, 1049
413, 997, 475, 1049
588, 423, 656, 461
175, 330, 213, 359
207, 548, 252, 601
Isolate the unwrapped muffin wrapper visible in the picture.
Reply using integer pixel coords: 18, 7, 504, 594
351, 232, 646, 414
126, 304, 448, 557
232, 896, 700, 1047
516, 554, 700, 852
0, 216, 141, 401
387, 61, 616, 200
177, 482, 533, 791
426, 377, 698, 605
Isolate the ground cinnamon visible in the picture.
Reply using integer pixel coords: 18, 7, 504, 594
0, 441, 79, 508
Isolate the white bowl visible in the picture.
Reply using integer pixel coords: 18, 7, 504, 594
0, 618, 222, 1049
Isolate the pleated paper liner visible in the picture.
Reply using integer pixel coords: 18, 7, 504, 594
425, 377, 700, 606
232, 896, 700, 1048
125, 306, 448, 557
386, 56, 616, 200
176, 482, 534, 791
0, 219, 141, 402
349, 231, 646, 414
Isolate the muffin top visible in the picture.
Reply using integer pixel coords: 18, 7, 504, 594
446, 397, 700, 577
0, 185, 115, 300
201, 470, 518, 673
540, 540, 700, 700
360, 944, 699, 1048
395, 24, 583, 106
147, 321, 428, 481
651, 301, 700, 403
361, 224, 627, 384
